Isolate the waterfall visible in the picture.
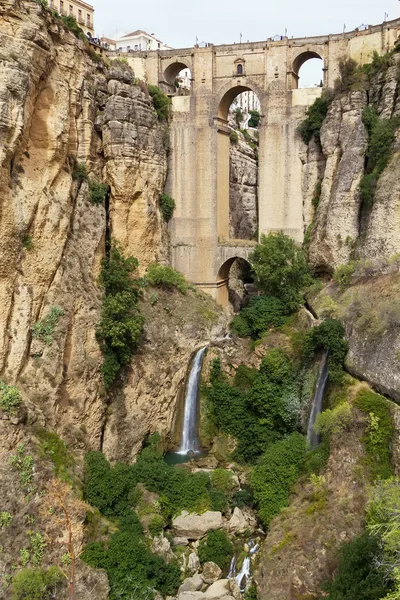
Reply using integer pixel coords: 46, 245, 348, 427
307, 351, 329, 449
229, 539, 259, 592
228, 556, 237, 579
177, 347, 207, 455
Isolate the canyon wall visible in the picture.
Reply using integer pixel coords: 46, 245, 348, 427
229, 136, 258, 240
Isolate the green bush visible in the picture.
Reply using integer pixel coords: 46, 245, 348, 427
96, 240, 143, 389
333, 262, 357, 290
0, 381, 22, 414
248, 110, 261, 128
72, 162, 87, 181
244, 584, 258, 600
198, 530, 233, 569
303, 319, 348, 384
230, 295, 287, 339
31, 306, 64, 345
251, 433, 306, 526
148, 85, 170, 121
81, 513, 180, 600
250, 232, 311, 313
334, 57, 366, 93
314, 402, 352, 438
148, 515, 164, 537
88, 180, 108, 205
11, 567, 63, 600
0, 511, 13, 527
37, 431, 74, 483
34, 0, 48, 8
298, 94, 331, 144
146, 263, 188, 294
233, 365, 258, 392
210, 469, 233, 493
323, 533, 391, 600
354, 390, 394, 480
312, 180, 322, 210
230, 130, 239, 144
159, 193, 175, 222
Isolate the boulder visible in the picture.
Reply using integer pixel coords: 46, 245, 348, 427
229, 579, 241, 600
173, 511, 223, 540
177, 593, 205, 600
151, 535, 174, 563
201, 562, 222, 584
173, 536, 189, 546
188, 552, 201, 574
204, 580, 231, 598
228, 507, 247, 533
179, 574, 204, 593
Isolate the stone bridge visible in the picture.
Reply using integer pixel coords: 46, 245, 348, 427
121, 18, 400, 305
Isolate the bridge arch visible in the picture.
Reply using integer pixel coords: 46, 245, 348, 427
290, 49, 325, 89
217, 80, 265, 120
217, 255, 254, 308
163, 61, 192, 85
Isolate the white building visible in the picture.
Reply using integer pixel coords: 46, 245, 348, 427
235, 91, 261, 114
114, 30, 171, 52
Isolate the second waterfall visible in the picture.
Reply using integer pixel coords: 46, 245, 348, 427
177, 347, 207, 456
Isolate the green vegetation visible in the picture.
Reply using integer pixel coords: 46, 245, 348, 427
31, 306, 64, 346
0, 512, 12, 527
335, 58, 366, 93
146, 264, 188, 294
354, 389, 394, 480
323, 533, 391, 600
11, 567, 63, 600
28, 533, 46, 565
37, 431, 75, 483
205, 351, 301, 464
298, 94, 332, 145
303, 319, 348, 384
88, 180, 108, 205
0, 381, 22, 414
210, 469, 234, 493
235, 107, 244, 127
34, 0, 48, 8
22, 235, 33, 250
148, 515, 164, 537
360, 107, 400, 207
250, 232, 311, 313
251, 433, 306, 526
244, 584, 258, 600
60, 15, 86, 41
248, 110, 261, 128
96, 240, 144, 389
312, 180, 322, 210
148, 85, 170, 121
230, 130, 239, 144
159, 193, 175, 222
72, 162, 88, 181
333, 262, 357, 290
9, 444, 35, 490
313, 402, 352, 439
230, 295, 287, 339
82, 512, 180, 600
198, 530, 234, 569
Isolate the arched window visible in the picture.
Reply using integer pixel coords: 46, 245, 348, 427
237, 63, 243, 75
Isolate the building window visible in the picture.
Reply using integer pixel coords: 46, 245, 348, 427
69, 4, 73, 15
78, 9, 82, 21
158, 42, 161, 48
60, 0, 64, 13
87, 13, 91, 25
237, 63, 243, 75
127, 46, 130, 51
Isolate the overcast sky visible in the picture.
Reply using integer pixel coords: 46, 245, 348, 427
95, 0, 399, 48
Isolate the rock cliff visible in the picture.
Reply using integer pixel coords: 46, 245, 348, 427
229, 136, 258, 240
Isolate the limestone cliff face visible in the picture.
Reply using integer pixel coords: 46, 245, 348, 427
229, 136, 258, 240
0, 0, 169, 454
307, 53, 400, 272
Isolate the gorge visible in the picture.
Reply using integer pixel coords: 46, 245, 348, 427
1, 1, 400, 600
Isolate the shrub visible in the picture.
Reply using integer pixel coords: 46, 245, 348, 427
11, 567, 63, 600
37, 431, 74, 483
312, 180, 322, 210
31, 306, 64, 346
230, 295, 287, 339
250, 232, 311, 313
9, 444, 35, 489
0, 381, 22, 414
146, 264, 188, 294
159, 193, 175, 222
245, 584, 258, 600
34, 0, 48, 7
303, 319, 348, 384
72, 162, 87, 181
323, 533, 391, 600
60, 15, 86, 41
229, 130, 239, 144
354, 390, 394, 480
148, 515, 164, 537
198, 530, 233, 569
0, 512, 12, 527
248, 110, 261, 128
96, 240, 143, 389
333, 262, 357, 290
314, 402, 352, 438
88, 180, 108, 205
233, 365, 258, 392
251, 433, 306, 526
298, 94, 331, 144
210, 469, 233, 493
22, 235, 33, 250
148, 85, 170, 121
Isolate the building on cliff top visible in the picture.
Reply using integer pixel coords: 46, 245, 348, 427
49, 0, 95, 37
114, 30, 172, 52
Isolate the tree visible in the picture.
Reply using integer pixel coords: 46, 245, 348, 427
43, 479, 89, 600
249, 232, 311, 312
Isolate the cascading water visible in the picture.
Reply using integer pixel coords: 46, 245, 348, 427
307, 351, 329, 449
229, 539, 259, 592
177, 347, 207, 455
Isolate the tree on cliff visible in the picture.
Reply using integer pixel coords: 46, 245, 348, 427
249, 231, 311, 312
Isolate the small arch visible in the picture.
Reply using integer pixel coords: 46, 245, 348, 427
292, 51, 324, 89
237, 63, 243, 75
219, 85, 253, 120
217, 257, 254, 310
163, 61, 191, 86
